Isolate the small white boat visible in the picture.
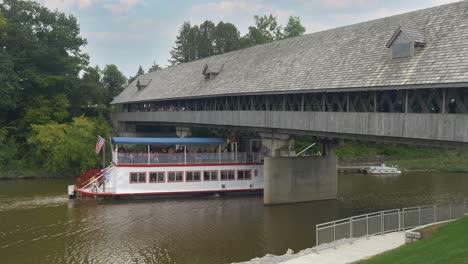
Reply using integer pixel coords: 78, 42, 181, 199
365, 163, 401, 174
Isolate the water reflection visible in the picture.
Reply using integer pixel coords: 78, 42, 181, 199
0, 172, 468, 264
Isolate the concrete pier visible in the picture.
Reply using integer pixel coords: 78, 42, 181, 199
263, 156, 337, 205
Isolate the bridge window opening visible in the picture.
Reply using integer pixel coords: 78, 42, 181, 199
326, 93, 347, 112
252, 95, 267, 111
447, 88, 468, 114
149, 172, 165, 183
376, 90, 405, 113
407, 89, 443, 113
203, 171, 218, 181
347, 91, 373, 112
303, 93, 323, 111
284, 94, 301, 111
168, 172, 183, 182
238, 96, 251, 111
220, 170, 235, 180
238, 170, 252, 180
186, 171, 201, 181
130, 172, 146, 183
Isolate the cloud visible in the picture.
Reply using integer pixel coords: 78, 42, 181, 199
316, 0, 378, 9
431, 0, 461, 5
188, 0, 295, 34
38, 0, 94, 10
37, 0, 142, 13
103, 0, 142, 15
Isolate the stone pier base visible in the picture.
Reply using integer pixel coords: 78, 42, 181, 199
263, 155, 337, 205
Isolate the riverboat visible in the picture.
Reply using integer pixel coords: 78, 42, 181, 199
69, 137, 264, 199
365, 163, 401, 174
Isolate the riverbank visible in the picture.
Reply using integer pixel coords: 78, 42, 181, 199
362, 217, 468, 263
237, 232, 406, 264
0, 169, 61, 180
336, 143, 468, 173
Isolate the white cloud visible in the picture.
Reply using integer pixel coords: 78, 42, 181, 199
37, 0, 142, 13
431, 0, 461, 6
38, 0, 94, 10
103, 0, 142, 15
316, 0, 378, 9
188, 0, 295, 34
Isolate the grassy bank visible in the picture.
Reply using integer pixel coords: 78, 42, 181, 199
361, 217, 468, 264
335, 143, 468, 172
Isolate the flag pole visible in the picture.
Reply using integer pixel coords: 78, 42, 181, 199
103, 140, 106, 169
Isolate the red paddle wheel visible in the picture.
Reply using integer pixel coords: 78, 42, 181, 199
77, 168, 102, 188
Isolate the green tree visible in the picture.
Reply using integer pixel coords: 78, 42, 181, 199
75, 66, 107, 116
128, 65, 145, 83
283, 16, 306, 38
22, 94, 70, 128
148, 61, 162, 73
28, 116, 112, 174
102, 64, 126, 104
197, 20, 215, 58
0, 0, 88, 100
214, 22, 241, 54
169, 21, 199, 64
242, 15, 283, 47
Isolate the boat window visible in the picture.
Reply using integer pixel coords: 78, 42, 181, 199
130, 172, 146, 183
149, 172, 165, 183
220, 170, 235, 180
186, 171, 201, 181
237, 170, 252, 180
203, 171, 218, 181
168, 171, 183, 182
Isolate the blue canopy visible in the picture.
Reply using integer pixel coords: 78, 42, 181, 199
111, 137, 225, 145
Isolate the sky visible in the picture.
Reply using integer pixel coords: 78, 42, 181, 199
35, 0, 460, 77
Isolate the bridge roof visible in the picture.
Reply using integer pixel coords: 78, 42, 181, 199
112, 1, 468, 104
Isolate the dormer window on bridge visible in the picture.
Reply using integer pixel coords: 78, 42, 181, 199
137, 79, 151, 91
203, 64, 223, 80
386, 27, 426, 59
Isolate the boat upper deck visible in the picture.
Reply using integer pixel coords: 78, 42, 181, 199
110, 137, 263, 166
112, 151, 263, 165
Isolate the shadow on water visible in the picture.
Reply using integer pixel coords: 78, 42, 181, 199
1, 172, 468, 263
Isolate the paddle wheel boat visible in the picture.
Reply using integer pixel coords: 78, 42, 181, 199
68, 137, 264, 199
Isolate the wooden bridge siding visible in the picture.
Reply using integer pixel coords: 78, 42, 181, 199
111, 111, 468, 144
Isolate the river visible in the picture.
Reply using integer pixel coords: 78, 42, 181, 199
1, 172, 468, 264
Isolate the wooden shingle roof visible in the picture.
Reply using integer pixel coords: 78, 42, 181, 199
113, 1, 468, 104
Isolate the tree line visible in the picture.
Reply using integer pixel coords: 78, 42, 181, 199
0, 0, 126, 175
128, 15, 306, 77
0, 0, 306, 176
168, 15, 306, 65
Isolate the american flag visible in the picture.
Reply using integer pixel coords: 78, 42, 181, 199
95, 136, 105, 154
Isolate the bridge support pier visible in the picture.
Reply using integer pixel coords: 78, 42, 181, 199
176, 127, 192, 138
259, 133, 294, 157
263, 155, 337, 205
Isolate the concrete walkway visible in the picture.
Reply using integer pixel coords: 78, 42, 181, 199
239, 232, 405, 264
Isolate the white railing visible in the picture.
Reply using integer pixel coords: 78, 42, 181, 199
113, 152, 263, 165
316, 199, 468, 246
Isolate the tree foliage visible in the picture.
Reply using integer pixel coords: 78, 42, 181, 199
169, 15, 306, 64
0, 0, 125, 176
102, 64, 126, 104
28, 116, 111, 175
284, 16, 306, 38
214, 22, 241, 53
148, 61, 161, 72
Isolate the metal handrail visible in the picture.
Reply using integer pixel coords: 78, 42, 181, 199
316, 199, 468, 247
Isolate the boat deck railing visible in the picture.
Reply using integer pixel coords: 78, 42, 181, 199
113, 151, 263, 165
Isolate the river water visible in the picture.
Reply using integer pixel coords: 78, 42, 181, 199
1, 172, 468, 264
